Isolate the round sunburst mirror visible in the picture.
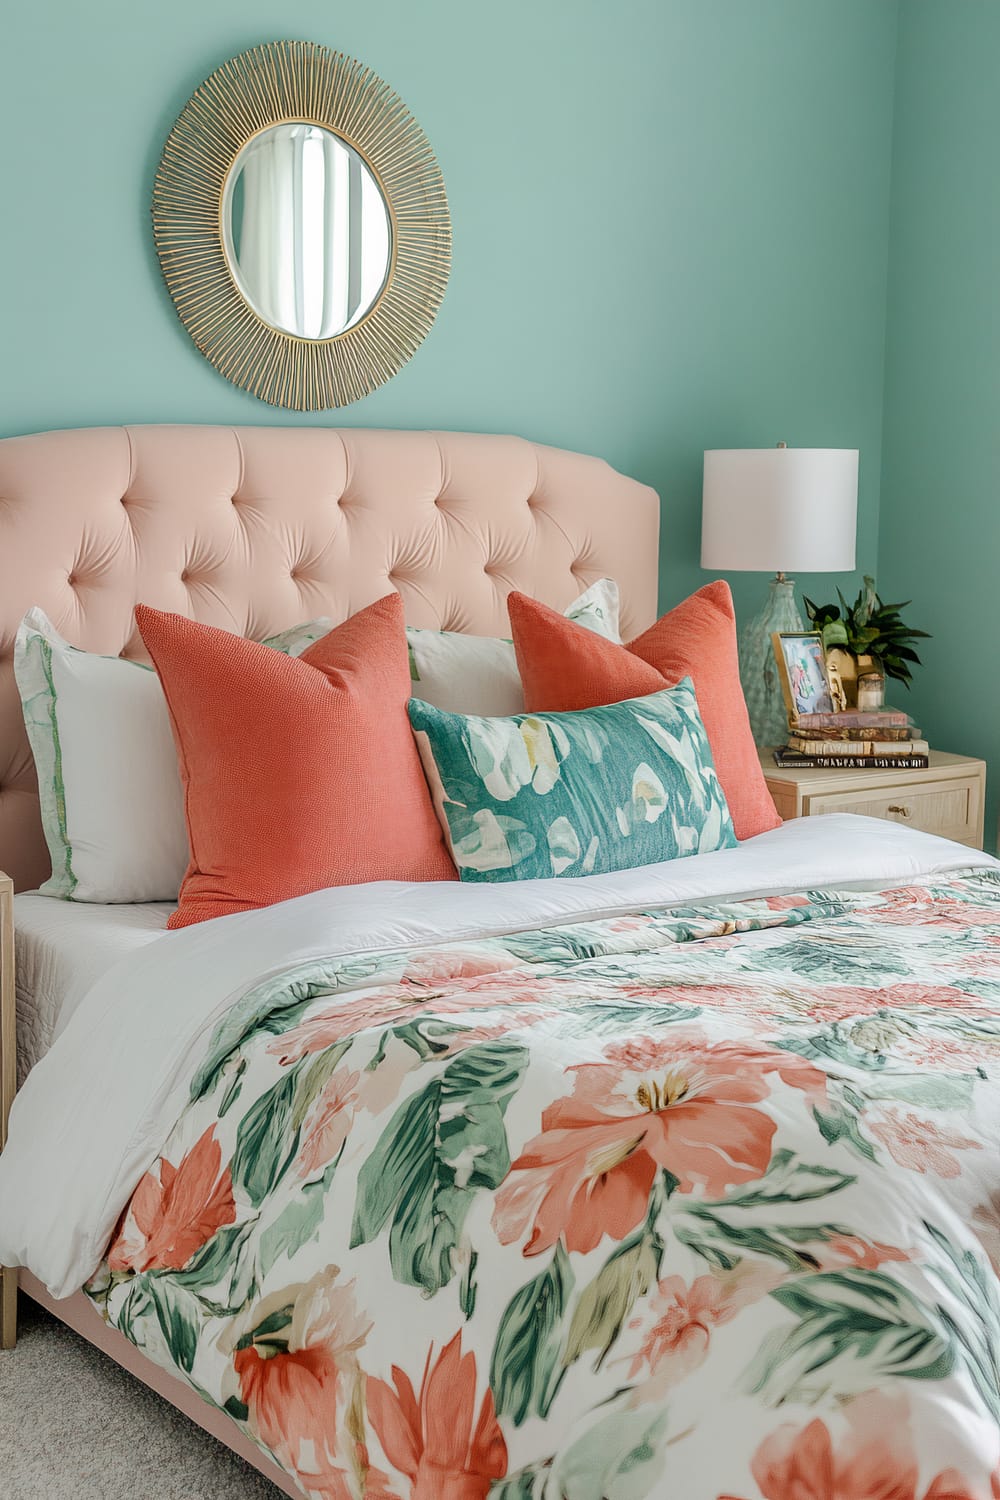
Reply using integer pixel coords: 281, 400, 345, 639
153, 41, 451, 410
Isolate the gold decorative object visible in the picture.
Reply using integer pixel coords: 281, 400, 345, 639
825, 647, 877, 709
825, 655, 848, 714
153, 41, 451, 410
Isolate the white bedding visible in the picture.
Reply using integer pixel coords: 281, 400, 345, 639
14, 894, 174, 1081
1, 813, 995, 1299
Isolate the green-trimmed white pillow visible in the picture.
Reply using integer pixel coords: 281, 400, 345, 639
408, 678, 737, 883
14, 609, 335, 903
405, 578, 620, 715
16, 581, 621, 902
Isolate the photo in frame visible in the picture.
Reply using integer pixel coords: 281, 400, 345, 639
771, 632, 836, 723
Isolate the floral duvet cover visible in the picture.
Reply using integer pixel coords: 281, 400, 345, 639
84, 871, 1000, 1499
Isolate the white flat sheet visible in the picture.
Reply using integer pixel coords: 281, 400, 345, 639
2, 814, 996, 1297
14, 894, 173, 1081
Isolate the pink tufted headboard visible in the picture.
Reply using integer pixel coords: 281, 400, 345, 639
0, 425, 659, 892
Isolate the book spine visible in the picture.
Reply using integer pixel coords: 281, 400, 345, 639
775, 753, 930, 770
791, 726, 919, 743
787, 737, 929, 757
795, 711, 910, 729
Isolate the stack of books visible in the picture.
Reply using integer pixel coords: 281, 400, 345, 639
774, 708, 929, 769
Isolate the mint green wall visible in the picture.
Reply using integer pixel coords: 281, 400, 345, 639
879, 2, 1000, 845
0, 0, 898, 624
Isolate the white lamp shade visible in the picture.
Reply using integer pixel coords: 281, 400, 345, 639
701, 447, 858, 573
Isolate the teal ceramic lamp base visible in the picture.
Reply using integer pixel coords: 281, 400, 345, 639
739, 575, 804, 746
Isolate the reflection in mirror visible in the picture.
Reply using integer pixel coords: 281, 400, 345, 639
223, 123, 391, 340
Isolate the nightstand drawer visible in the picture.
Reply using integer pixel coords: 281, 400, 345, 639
803, 777, 981, 844
761, 748, 987, 849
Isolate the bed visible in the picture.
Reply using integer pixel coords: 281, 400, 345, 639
1, 425, 999, 1500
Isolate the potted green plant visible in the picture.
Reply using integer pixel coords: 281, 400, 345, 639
803, 576, 930, 705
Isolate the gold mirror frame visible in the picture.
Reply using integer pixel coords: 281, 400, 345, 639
153, 41, 451, 410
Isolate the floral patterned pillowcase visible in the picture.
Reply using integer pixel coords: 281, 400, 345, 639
407, 678, 737, 882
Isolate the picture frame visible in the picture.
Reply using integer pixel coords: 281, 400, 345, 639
771, 632, 836, 723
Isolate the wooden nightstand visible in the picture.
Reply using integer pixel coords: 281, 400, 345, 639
761, 749, 987, 850
0, 870, 15, 1348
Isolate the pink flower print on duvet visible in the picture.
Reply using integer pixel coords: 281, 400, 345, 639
367, 1332, 507, 1500
107, 1126, 236, 1274
719, 1393, 992, 1500
867, 1107, 981, 1179
493, 1034, 826, 1256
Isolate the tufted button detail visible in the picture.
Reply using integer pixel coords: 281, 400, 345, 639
1, 426, 657, 897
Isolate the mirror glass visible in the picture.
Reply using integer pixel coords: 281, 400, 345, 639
222, 122, 392, 340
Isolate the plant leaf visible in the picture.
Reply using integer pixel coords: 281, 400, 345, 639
551, 1407, 670, 1500
144, 1275, 201, 1373
490, 1463, 553, 1500
563, 1215, 664, 1370
290, 1041, 354, 1132
744, 1268, 953, 1406
259, 1158, 339, 1278
922, 1219, 1000, 1423
351, 1040, 527, 1295
706, 1148, 855, 1207
459, 1247, 479, 1320
231, 1066, 304, 1207
821, 620, 850, 649
491, 1242, 574, 1424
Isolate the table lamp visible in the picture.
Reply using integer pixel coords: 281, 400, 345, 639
701, 443, 859, 746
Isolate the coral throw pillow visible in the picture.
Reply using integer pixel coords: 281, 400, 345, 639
509, 581, 780, 841
136, 595, 456, 929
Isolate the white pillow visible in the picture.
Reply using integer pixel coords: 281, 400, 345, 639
406, 578, 621, 714
14, 580, 619, 903
14, 610, 336, 904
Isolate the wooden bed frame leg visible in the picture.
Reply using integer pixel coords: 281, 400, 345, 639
0, 1267, 16, 1349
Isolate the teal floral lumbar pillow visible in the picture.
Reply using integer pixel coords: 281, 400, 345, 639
408, 678, 736, 882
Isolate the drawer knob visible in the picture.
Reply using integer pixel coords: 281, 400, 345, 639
888, 804, 912, 818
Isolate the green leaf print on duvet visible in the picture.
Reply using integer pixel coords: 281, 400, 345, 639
674, 1149, 861, 1274
563, 1210, 665, 1370
923, 1219, 1000, 1423
408, 678, 736, 882
550, 1406, 671, 1500
259, 1158, 340, 1279
491, 1242, 575, 1425
231, 1042, 353, 1207
351, 1039, 528, 1295
751, 933, 911, 985
231, 1068, 303, 1207
145, 1276, 201, 1374
745, 1268, 954, 1405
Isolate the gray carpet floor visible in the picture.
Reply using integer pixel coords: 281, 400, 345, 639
0, 1296, 284, 1498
